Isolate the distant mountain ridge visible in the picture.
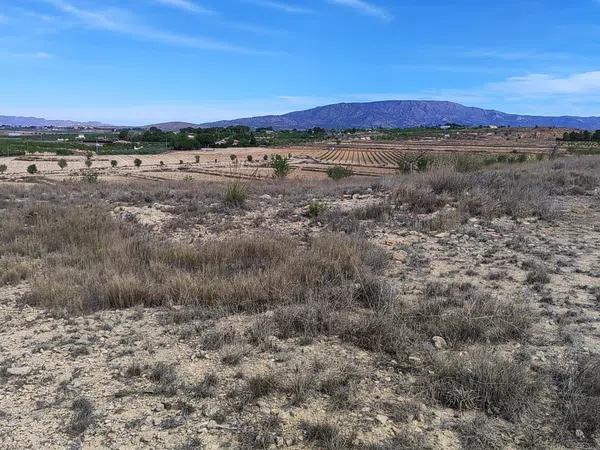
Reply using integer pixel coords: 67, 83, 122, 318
191, 100, 600, 131
0, 115, 110, 128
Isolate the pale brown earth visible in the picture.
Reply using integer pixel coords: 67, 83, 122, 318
1, 154, 599, 450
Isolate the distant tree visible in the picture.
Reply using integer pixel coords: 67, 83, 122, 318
133, 158, 142, 168
110, 160, 118, 168
57, 158, 68, 170
230, 154, 237, 161
27, 164, 38, 175
247, 155, 253, 162
0, 164, 7, 174
118, 129, 130, 140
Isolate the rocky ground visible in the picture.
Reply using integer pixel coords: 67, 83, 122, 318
1, 158, 600, 450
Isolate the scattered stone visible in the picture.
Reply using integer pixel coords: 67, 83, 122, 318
432, 336, 448, 349
7, 367, 31, 376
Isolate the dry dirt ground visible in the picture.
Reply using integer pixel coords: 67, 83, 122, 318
1, 157, 600, 450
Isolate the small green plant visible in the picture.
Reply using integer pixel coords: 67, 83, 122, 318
110, 160, 118, 168
0, 164, 7, 174
133, 158, 142, 168
58, 158, 68, 170
225, 181, 247, 207
84, 157, 93, 168
270, 154, 291, 178
27, 164, 38, 174
183, 175, 193, 182
83, 170, 98, 183
326, 166, 353, 180
307, 201, 327, 218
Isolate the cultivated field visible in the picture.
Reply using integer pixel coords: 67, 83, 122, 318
1, 140, 600, 449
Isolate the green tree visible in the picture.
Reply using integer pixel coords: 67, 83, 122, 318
27, 164, 38, 174
0, 164, 7, 174
58, 158, 68, 170
134, 158, 142, 168
111, 160, 118, 168
270, 154, 291, 178
247, 155, 253, 162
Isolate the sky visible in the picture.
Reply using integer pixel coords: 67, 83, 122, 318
1, 0, 599, 125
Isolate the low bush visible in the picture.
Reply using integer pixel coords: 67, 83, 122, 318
326, 166, 353, 180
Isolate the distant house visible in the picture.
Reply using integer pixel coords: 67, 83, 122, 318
489, 125, 498, 129
77, 134, 85, 140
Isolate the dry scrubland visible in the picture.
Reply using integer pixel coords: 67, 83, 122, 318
1, 156, 600, 449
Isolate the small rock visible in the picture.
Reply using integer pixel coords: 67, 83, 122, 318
375, 414, 388, 425
432, 336, 448, 349
260, 194, 272, 200
7, 367, 31, 376
575, 429, 585, 439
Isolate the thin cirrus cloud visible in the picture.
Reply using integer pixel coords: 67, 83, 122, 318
488, 71, 600, 96
154, 0, 216, 15
327, 0, 391, 21
246, 1, 314, 14
43, 0, 270, 55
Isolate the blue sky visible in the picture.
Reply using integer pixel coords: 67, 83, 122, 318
1, 0, 599, 125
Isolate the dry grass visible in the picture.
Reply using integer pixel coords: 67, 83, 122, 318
553, 354, 600, 437
429, 350, 540, 420
0, 200, 389, 313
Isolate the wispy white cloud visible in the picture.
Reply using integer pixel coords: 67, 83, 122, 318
154, 0, 215, 15
44, 0, 269, 55
0, 51, 54, 60
327, 0, 391, 21
488, 71, 600, 96
246, 1, 314, 14
459, 48, 574, 61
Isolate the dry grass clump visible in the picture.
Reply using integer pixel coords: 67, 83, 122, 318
300, 421, 354, 450
454, 415, 509, 450
553, 354, 600, 437
1, 202, 389, 313
413, 282, 531, 345
68, 397, 95, 435
394, 168, 557, 223
429, 350, 540, 420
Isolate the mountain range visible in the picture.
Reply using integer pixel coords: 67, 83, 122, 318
2, 101, 600, 131
194, 101, 600, 131
0, 115, 110, 128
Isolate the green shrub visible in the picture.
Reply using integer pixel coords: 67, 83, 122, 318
133, 158, 142, 168
27, 164, 38, 174
0, 164, 7, 174
247, 155, 253, 162
326, 165, 353, 180
58, 158, 68, 170
270, 154, 291, 178
83, 170, 98, 184
307, 201, 327, 218
110, 160, 118, 168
